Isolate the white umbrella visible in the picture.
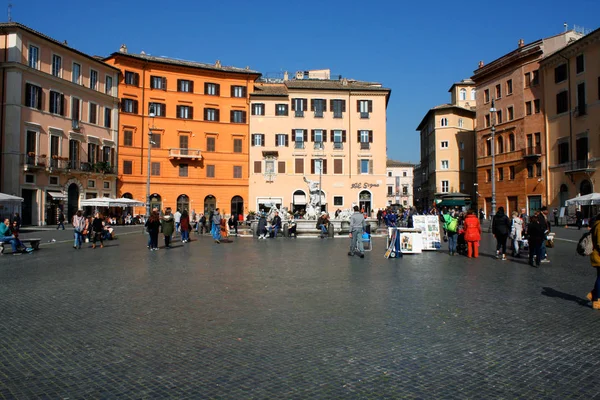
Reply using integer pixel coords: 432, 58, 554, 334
565, 193, 600, 206
0, 193, 24, 203
80, 198, 145, 208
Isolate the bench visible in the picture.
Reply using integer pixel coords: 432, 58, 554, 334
1, 238, 41, 254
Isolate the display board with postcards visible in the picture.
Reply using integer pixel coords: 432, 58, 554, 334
412, 215, 442, 250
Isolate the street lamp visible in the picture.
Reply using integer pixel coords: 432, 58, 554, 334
318, 157, 323, 213
146, 107, 156, 217
490, 98, 497, 217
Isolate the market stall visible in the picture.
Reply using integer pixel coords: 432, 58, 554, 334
0, 193, 24, 222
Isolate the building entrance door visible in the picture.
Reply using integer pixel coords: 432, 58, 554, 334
528, 195, 542, 215
359, 191, 372, 216
508, 196, 518, 216
21, 189, 35, 225
67, 184, 79, 222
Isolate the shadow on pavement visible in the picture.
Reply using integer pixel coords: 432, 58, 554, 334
541, 287, 590, 307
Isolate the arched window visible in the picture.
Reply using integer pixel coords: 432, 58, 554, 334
458, 118, 463, 128
149, 193, 162, 212
204, 195, 216, 213
471, 89, 476, 100
459, 88, 466, 101
509, 134, 515, 152
486, 139, 492, 156
497, 136, 504, 154
177, 194, 189, 213
230, 196, 244, 216
440, 118, 448, 127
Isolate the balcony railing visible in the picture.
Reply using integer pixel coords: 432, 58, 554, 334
523, 145, 542, 157
333, 142, 343, 150
360, 142, 370, 150
168, 148, 202, 160
313, 142, 324, 150
22, 154, 48, 169
22, 154, 115, 174
294, 142, 305, 149
564, 159, 595, 173
477, 149, 523, 166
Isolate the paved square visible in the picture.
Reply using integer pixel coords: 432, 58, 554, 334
1, 229, 600, 398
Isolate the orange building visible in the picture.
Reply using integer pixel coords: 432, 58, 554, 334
104, 47, 260, 216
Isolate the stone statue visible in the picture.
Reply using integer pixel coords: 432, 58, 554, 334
303, 176, 321, 208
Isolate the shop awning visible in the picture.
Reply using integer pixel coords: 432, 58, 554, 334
293, 194, 306, 205
47, 191, 67, 200
439, 199, 469, 207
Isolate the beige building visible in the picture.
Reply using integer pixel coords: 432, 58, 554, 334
541, 27, 599, 216
415, 79, 477, 210
0, 23, 120, 225
385, 160, 414, 207
249, 71, 390, 216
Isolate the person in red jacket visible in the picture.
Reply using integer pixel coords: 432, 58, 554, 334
463, 209, 482, 258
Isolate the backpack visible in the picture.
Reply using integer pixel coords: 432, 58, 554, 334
447, 217, 458, 233
577, 231, 594, 256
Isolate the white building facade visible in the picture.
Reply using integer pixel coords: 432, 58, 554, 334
385, 160, 414, 207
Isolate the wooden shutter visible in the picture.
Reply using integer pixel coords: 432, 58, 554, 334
342, 130, 346, 142
230, 110, 234, 122
278, 161, 286, 174
254, 161, 262, 173
60, 94, 65, 116
242, 111, 247, 123
203, 108, 208, 120
189, 107, 193, 119
369, 130, 373, 143
303, 99, 308, 111
334, 159, 342, 174
369, 160, 373, 174
330, 131, 334, 142
215, 109, 220, 122
37, 87, 42, 110
190, 81, 194, 93
357, 160, 361, 174
295, 158, 303, 174
215, 84, 220, 96
291, 129, 296, 141
311, 160, 315, 174
275, 135, 279, 147
242, 87, 247, 97
322, 130, 327, 142
133, 100, 138, 114
311, 130, 315, 142
162, 77, 167, 90
322, 99, 327, 112
323, 159, 327, 174
357, 130, 361, 143
310, 99, 315, 111
341, 100, 346, 112
291, 99, 295, 111
231, 86, 235, 97
204, 82, 208, 94
357, 99, 361, 112
329, 99, 334, 111
25, 84, 31, 106
260, 134, 265, 146
368, 100, 373, 112
285, 135, 289, 147
303, 130, 308, 142
134, 73, 140, 86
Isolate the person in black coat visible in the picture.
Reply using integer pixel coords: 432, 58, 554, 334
256, 213, 268, 239
492, 207, 511, 260
527, 215, 544, 267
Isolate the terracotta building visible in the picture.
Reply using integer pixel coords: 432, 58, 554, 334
416, 79, 477, 210
540, 27, 599, 217
0, 23, 120, 225
471, 31, 582, 216
248, 71, 390, 215
104, 48, 260, 216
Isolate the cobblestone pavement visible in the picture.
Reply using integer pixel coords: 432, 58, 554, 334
1, 230, 600, 398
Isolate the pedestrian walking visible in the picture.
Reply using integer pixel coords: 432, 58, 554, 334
174, 209, 182, 237
180, 210, 190, 243
91, 212, 105, 249
586, 214, 600, 309
72, 210, 87, 249
145, 211, 161, 251
57, 209, 65, 230
161, 208, 175, 248
211, 208, 222, 243
492, 207, 510, 260
539, 206, 551, 263
198, 213, 207, 234
576, 210, 583, 230
348, 206, 365, 258
553, 208, 559, 227
463, 209, 481, 258
257, 212, 268, 239
526, 215, 544, 267
510, 211, 523, 257
443, 210, 459, 256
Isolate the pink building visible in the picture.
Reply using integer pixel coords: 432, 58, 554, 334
249, 71, 390, 216
0, 23, 120, 225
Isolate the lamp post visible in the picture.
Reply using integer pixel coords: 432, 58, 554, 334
490, 98, 497, 217
146, 108, 156, 217
318, 158, 323, 213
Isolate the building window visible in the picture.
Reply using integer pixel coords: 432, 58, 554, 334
124, 130, 133, 146
105, 76, 113, 95
205, 82, 220, 96
471, 89, 476, 100
252, 103, 265, 116
150, 76, 166, 90
403, 171, 408, 176
151, 162, 160, 176
555, 64, 568, 83
359, 130, 371, 150
486, 169, 491, 182
52, 54, 62, 77
178, 79, 194, 93
150, 133, 161, 148
532, 70, 539, 85
104, 107, 111, 128
278, 161, 286, 174
123, 160, 132, 175
177, 105, 193, 119
388, 171, 392, 177
388, 186, 393, 195
334, 159, 343, 174
292, 98, 307, 117
558, 142, 569, 164
506, 79, 513, 95
333, 130, 344, 149
495, 84, 501, 99
49, 176, 59, 185
312, 99, 326, 117
458, 118, 463, 128
459, 88, 466, 101
233, 166, 242, 179
88, 143, 99, 164
536, 162, 542, 177
441, 180, 449, 193
509, 166, 515, 180
507, 106, 514, 121
49, 91, 64, 115
148, 103, 165, 117
89, 103, 97, 124
179, 164, 189, 177
231, 110, 246, 123
497, 110, 503, 124
276, 134, 288, 147
485, 114, 491, 127
527, 164, 534, 178
440, 141, 449, 149
498, 167, 504, 181
484, 89, 490, 103
556, 91, 569, 114
90, 69, 98, 90
333, 196, 343, 206
265, 160, 275, 174
497, 136, 504, 154
534, 99, 540, 114
252, 134, 264, 147
124, 71, 139, 86
28, 45, 39, 69
525, 101, 532, 115
486, 140, 492, 156
295, 158, 304, 174
441, 160, 449, 169
460, 158, 465, 170
403, 186, 409, 194
577, 83, 586, 115
233, 138, 243, 153
525, 72, 531, 88
72, 63, 80, 84
312, 130, 324, 149
87, 180, 96, 189
294, 129, 305, 149
204, 108, 220, 121
460, 182, 465, 191
459, 141, 465, 150
509, 134, 515, 151
121, 99, 138, 114
25, 83, 42, 110
206, 137, 215, 152
360, 159, 372, 174
576, 54, 584, 74
358, 100, 372, 118
312, 159, 326, 175
231, 85, 246, 98
275, 104, 288, 116
440, 118, 448, 127
331, 99, 345, 118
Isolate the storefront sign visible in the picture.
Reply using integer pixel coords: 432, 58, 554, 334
351, 182, 380, 189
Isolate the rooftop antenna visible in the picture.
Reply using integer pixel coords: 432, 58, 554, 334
7, 3, 12, 22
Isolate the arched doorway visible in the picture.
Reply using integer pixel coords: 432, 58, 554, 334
150, 193, 162, 212
177, 194, 190, 213
231, 196, 244, 217
292, 190, 306, 213
559, 184, 569, 208
67, 183, 79, 221
204, 195, 216, 214
359, 190, 372, 216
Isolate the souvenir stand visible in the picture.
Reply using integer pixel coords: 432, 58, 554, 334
385, 227, 423, 257
412, 215, 442, 250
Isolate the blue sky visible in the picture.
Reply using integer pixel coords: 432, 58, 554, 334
8, 0, 599, 164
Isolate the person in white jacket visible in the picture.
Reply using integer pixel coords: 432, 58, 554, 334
510, 211, 524, 257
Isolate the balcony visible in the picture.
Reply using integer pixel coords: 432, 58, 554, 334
313, 142, 324, 150
333, 142, 343, 150
22, 154, 48, 170
22, 154, 115, 174
477, 149, 523, 166
360, 142, 370, 150
564, 159, 595, 174
294, 142, 305, 150
574, 104, 587, 117
168, 148, 202, 160
523, 145, 542, 159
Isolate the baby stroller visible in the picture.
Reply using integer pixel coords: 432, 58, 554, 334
456, 229, 468, 256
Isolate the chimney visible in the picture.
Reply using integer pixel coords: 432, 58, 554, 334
283, 71, 289, 81
119, 44, 128, 54
478, 60, 484, 68
518, 39, 524, 48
